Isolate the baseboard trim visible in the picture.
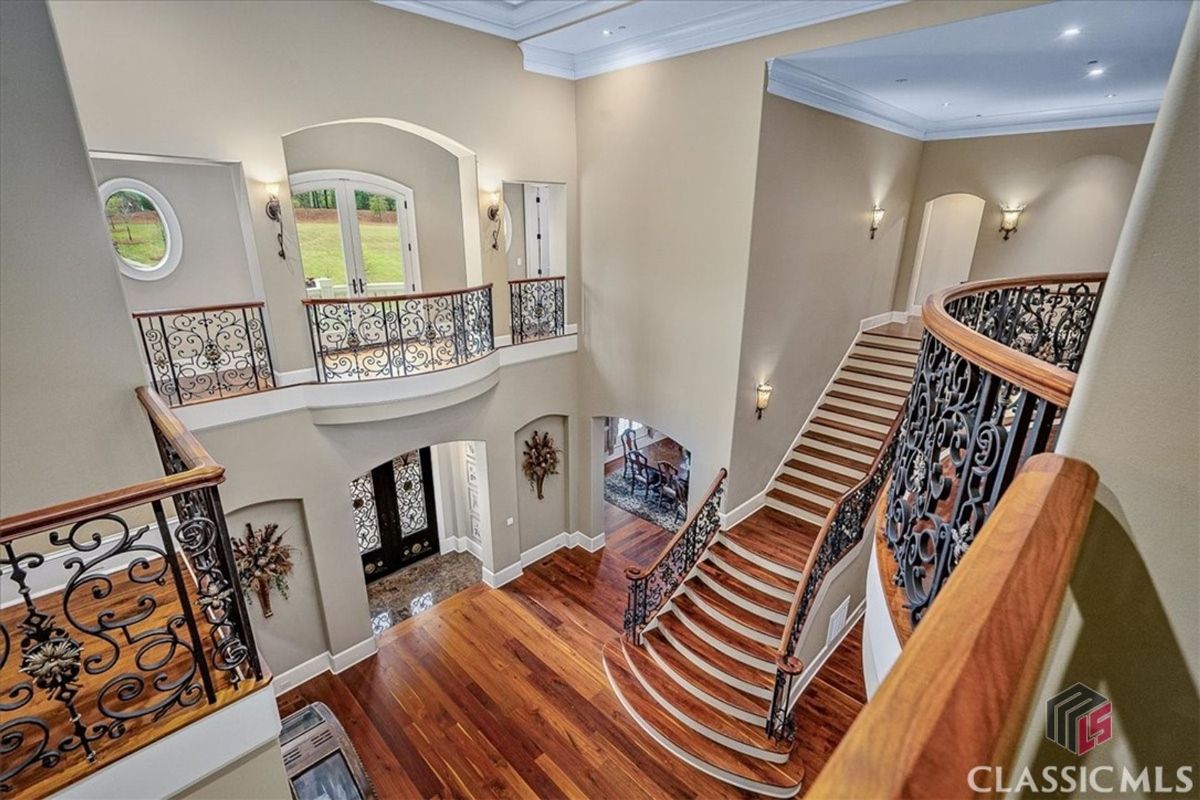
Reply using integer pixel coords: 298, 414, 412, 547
443, 534, 483, 560
275, 366, 317, 387
482, 561, 524, 588
720, 491, 764, 529
485, 530, 607, 588
274, 636, 378, 694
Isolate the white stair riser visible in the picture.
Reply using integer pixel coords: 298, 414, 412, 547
658, 623, 775, 700
670, 604, 778, 672
807, 424, 883, 449
643, 639, 768, 726
694, 570, 789, 625
763, 496, 827, 528
713, 538, 803, 585
768, 483, 836, 513
844, 357, 915, 379
778, 463, 859, 493
683, 586, 781, 648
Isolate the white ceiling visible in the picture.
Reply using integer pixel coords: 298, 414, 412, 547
377, 0, 902, 79
769, 1, 1191, 140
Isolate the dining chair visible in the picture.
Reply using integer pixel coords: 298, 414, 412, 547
655, 461, 680, 508
629, 452, 660, 499
620, 428, 639, 480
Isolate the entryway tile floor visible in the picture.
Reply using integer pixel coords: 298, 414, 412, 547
366, 550, 481, 635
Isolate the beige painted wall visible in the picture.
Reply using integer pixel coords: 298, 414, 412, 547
92, 156, 260, 313
49, 0, 580, 374
1013, 6, 1199, 786
193, 354, 581, 655
173, 740, 290, 800
282, 122, 468, 292
515, 414, 569, 551
726, 93, 923, 507
891, 125, 1151, 309
0, 0, 160, 515
226, 499, 329, 675
574, 1, 1039, 530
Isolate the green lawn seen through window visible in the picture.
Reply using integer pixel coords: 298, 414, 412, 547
296, 217, 405, 286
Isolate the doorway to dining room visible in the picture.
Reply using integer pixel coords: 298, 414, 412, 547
602, 418, 691, 531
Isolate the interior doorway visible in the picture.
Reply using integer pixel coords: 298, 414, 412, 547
907, 193, 986, 313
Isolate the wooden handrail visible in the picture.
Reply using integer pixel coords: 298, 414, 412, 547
301, 283, 493, 305
923, 272, 1106, 408
0, 388, 224, 542
509, 275, 564, 285
624, 467, 727, 581
130, 300, 265, 318
805, 454, 1098, 799
773, 409, 905, 672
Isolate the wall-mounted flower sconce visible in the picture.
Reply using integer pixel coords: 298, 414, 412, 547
870, 205, 885, 240
486, 191, 502, 250
999, 204, 1025, 240
756, 382, 773, 420
264, 183, 285, 259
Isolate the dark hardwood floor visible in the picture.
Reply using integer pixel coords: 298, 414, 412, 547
277, 502, 866, 798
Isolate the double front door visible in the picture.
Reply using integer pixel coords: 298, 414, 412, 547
350, 448, 439, 581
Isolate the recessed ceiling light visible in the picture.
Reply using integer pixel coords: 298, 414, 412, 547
941, 101, 952, 108
895, 78, 909, 84
1060, 27, 1081, 37
1106, 93, 1117, 98
602, 29, 612, 36
1088, 66, 1105, 77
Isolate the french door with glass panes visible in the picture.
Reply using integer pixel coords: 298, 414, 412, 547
350, 448, 439, 581
290, 170, 421, 299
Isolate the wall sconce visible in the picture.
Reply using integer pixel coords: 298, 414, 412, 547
264, 183, 285, 259
486, 191, 502, 250
870, 205, 885, 239
999, 204, 1025, 240
756, 383, 773, 420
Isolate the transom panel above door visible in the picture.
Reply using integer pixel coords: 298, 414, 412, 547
290, 169, 422, 299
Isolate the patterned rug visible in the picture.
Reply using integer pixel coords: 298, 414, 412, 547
604, 469, 683, 532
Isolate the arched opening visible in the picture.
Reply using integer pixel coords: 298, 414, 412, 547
596, 415, 692, 533
906, 192, 986, 313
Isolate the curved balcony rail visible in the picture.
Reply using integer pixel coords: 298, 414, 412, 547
766, 410, 904, 741
0, 388, 264, 797
884, 272, 1105, 630
304, 285, 494, 383
623, 469, 727, 645
509, 276, 565, 344
806, 455, 1098, 799
134, 302, 276, 408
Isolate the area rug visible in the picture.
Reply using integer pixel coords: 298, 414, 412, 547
604, 469, 683, 532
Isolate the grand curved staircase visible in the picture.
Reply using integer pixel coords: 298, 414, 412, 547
605, 325, 922, 797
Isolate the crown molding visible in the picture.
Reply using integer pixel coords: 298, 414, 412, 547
521, 0, 904, 80
767, 58, 1160, 141
375, 0, 629, 41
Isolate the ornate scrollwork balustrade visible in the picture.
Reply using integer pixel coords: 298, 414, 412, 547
765, 412, 904, 742
623, 469, 726, 645
0, 388, 262, 795
884, 273, 1106, 631
303, 285, 494, 382
134, 302, 275, 407
509, 277, 565, 344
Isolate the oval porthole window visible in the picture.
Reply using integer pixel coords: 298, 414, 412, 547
98, 178, 182, 280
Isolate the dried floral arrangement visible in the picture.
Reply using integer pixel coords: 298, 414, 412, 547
232, 522, 295, 618
522, 430, 561, 500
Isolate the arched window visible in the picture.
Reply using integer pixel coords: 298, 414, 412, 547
289, 170, 421, 298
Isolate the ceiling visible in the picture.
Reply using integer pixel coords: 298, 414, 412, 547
769, 1, 1191, 140
377, 0, 901, 79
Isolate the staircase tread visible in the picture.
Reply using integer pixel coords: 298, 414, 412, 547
832, 377, 909, 398
621, 638, 790, 755
817, 403, 895, 428
847, 353, 916, 368
862, 329, 923, 342
775, 472, 843, 501
811, 416, 887, 441
721, 521, 813, 573
825, 390, 902, 413
695, 560, 792, 617
644, 628, 770, 714
706, 543, 798, 594
604, 641, 803, 789
840, 365, 913, 384
657, 612, 776, 690
804, 431, 878, 457
783, 458, 858, 488
857, 339, 921, 355
793, 444, 872, 472
686, 578, 785, 639
672, 594, 778, 663
767, 488, 830, 518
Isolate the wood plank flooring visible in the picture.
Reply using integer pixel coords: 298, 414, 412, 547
278, 502, 868, 798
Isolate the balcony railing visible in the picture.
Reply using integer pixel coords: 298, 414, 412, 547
884, 273, 1105, 628
509, 276, 565, 344
0, 388, 264, 798
303, 285, 494, 383
134, 302, 276, 407
623, 469, 727, 645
